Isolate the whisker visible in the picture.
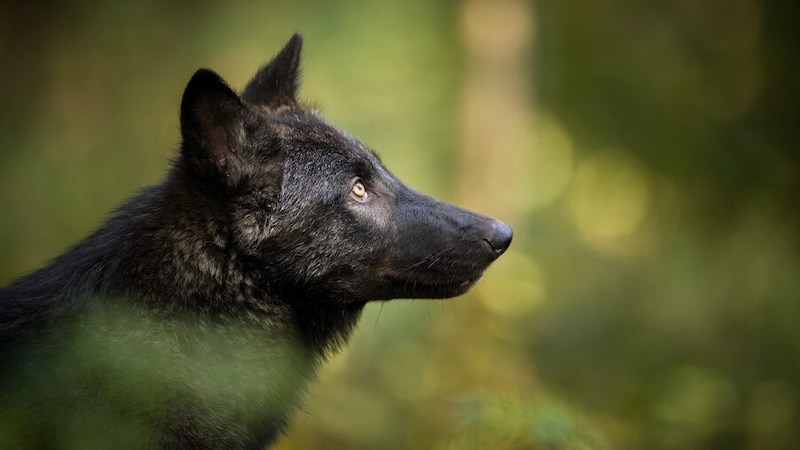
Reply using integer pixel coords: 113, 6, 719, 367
400, 248, 453, 272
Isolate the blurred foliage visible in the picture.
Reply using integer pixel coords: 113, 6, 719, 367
0, 0, 798, 449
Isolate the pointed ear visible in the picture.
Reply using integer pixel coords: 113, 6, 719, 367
242, 33, 303, 109
180, 69, 248, 176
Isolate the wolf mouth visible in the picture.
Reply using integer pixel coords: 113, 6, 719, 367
391, 274, 483, 299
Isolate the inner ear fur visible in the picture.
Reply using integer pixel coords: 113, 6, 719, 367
180, 68, 250, 177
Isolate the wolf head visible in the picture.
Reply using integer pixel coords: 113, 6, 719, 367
178, 34, 512, 307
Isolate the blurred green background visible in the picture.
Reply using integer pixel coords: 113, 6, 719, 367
1, 0, 798, 448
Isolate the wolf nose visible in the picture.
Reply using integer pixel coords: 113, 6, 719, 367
484, 220, 513, 257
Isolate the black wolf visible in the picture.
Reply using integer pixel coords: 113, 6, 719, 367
0, 34, 511, 448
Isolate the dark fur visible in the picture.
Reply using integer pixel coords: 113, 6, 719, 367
0, 34, 512, 449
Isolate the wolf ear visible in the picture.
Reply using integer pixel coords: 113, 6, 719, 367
180, 69, 249, 175
242, 33, 303, 109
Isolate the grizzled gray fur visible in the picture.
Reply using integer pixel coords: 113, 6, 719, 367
0, 34, 512, 449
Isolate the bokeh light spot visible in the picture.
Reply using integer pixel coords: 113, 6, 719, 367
520, 116, 574, 209
568, 149, 651, 254
652, 366, 738, 436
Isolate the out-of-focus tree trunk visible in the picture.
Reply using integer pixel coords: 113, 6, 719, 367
457, 0, 535, 223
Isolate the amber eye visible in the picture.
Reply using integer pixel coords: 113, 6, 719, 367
351, 180, 368, 202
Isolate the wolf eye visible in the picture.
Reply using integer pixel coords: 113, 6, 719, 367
351, 179, 368, 202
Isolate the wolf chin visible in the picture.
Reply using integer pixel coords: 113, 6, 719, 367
0, 34, 512, 449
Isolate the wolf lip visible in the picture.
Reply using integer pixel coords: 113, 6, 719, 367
421, 275, 482, 297
419, 275, 479, 289
382, 273, 481, 299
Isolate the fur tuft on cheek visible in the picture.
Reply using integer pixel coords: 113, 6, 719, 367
234, 213, 268, 252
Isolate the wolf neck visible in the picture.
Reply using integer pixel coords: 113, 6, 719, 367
101, 174, 365, 359
289, 301, 365, 356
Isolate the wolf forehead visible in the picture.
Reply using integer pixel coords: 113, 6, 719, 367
249, 111, 385, 185
263, 111, 375, 158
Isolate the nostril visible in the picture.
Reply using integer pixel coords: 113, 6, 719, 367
484, 220, 513, 256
